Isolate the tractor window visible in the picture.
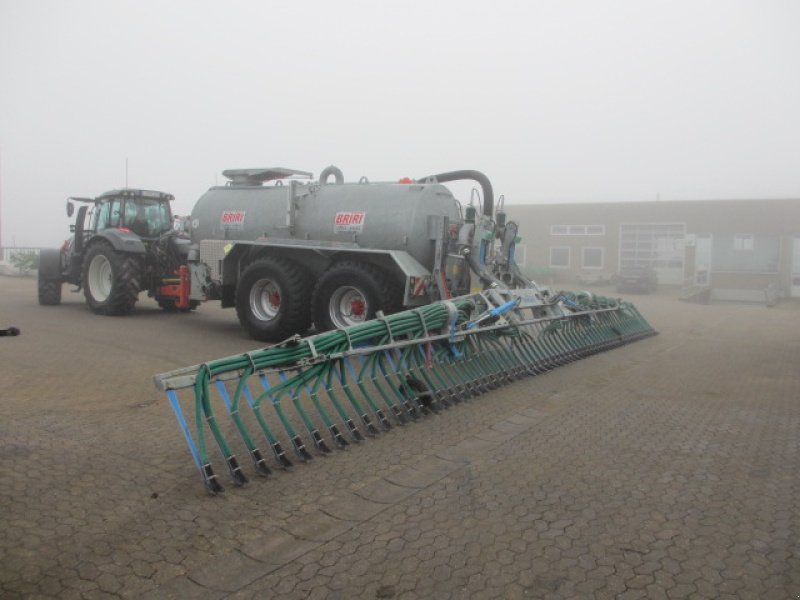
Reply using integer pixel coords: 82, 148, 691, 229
124, 198, 173, 237
91, 199, 121, 231
92, 202, 109, 231
108, 200, 122, 228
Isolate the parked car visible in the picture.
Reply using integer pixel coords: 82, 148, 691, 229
616, 265, 658, 293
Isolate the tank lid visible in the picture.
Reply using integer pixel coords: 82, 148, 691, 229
222, 168, 313, 186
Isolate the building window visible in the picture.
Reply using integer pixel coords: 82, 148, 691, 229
582, 247, 604, 269
513, 243, 527, 267
549, 247, 570, 268
713, 234, 778, 273
734, 234, 754, 251
550, 224, 605, 236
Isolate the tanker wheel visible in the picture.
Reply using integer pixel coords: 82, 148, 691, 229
82, 242, 142, 315
312, 261, 402, 332
235, 256, 313, 342
37, 248, 63, 306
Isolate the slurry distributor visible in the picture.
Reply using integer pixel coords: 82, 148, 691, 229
154, 288, 656, 494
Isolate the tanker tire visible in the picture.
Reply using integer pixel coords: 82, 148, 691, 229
312, 261, 402, 332
82, 242, 142, 316
236, 256, 313, 342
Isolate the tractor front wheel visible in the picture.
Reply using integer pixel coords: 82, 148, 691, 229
37, 248, 63, 306
235, 256, 313, 342
82, 242, 142, 315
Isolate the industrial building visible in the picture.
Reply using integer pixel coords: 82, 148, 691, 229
507, 198, 800, 301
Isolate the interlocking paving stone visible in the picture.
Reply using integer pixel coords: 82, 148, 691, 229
2, 277, 800, 598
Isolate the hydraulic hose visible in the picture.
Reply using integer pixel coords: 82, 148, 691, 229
415, 170, 494, 217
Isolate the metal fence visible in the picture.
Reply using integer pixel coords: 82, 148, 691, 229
1, 247, 42, 263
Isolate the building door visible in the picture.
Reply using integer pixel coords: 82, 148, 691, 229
694, 235, 712, 286
792, 237, 800, 298
619, 223, 686, 285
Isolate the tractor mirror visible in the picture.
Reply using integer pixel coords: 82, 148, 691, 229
66, 201, 74, 218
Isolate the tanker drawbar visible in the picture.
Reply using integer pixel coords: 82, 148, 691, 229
154, 287, 657, 494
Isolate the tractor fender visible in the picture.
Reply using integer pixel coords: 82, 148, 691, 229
38, 248, 64, 279
92, 229, 147, 254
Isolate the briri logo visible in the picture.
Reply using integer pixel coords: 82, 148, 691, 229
334, 211, 366, 232
221, 211, 246, 228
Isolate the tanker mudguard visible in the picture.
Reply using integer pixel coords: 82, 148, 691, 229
93, 229, 147, 254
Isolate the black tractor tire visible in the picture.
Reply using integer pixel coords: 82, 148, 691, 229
235, 256, 313, 342
37, 248, 63, 306
38, 279, 62, 306
82, 242, 142, 316
312, 261, 402, 333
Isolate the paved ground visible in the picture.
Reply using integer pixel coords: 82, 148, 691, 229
1, 275, 799, 599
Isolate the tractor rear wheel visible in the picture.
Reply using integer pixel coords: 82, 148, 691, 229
235, 256, 313, 342
82, 242, 142, 315
312, 261, 402, 332
37, 248, 63, 306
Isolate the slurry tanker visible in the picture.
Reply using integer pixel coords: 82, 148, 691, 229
40, 166, 537, 342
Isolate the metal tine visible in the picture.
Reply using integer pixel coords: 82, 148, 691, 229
254, 373, 313, 463
396, 343, 438, 415
494, 332, 530, 380
496, 328, 530, 379
476, 332, 510, 388
303, 365, 349, 450
463, 339, 493, 394
409, 343, 451, 409
511, 322, 548, 376
437, 344, 479, 398
428, 344, 469, 402
406, 310, 449, 409
197, 370, 248, 488
333, 359, 380, 436
541, 324, 567, 367
344, 356, 392, 431
165, 389, 223, 494
188, 373, 225, 494
213, 380, 272, 477
358, 348, 407, 425
320, 361, 365, 442
378, 350, 420, 420
477, 334, 519, 384
528, 321, 559, 371
389, 344, 431, 416
241, 382, 293, 469
417, 344, 460, 405
555, 319, 582, 360
469, 334, 504, 387
513, 327, 546, 376
277, 370, 332, 455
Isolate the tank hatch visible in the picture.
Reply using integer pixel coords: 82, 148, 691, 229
222, 168, 313, 186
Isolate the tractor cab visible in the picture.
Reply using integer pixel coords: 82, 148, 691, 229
66, 189, 174, 247
90, 189, 174, 239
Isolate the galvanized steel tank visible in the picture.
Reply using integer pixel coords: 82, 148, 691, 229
190, 170, 463, 269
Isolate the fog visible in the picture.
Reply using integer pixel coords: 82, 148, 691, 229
1, 0, 799, 247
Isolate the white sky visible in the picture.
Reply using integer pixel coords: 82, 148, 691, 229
1, 0, 799, 246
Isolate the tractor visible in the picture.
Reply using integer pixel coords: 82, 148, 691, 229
38, 189, 194, 314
